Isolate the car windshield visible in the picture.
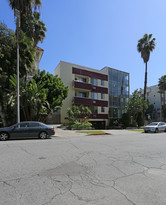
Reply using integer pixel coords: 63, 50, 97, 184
148, 122, 158, 126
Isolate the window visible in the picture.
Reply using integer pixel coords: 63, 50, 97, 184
91, 78, 98, 86
101, 80, 105, 86
91, 92, 98, 99
29, 123, 40, 127
78, 77, 86, 83
101, 107, 105, 112
112, 70, 118, 82
78, 92, 86, 98
16, 123, 28, 128
101, 93, 105, 99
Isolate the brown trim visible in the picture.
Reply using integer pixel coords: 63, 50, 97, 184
74, 81, 108, 94
91, 85, 108, 94
74, 97, 108, 107
74, 81, 92, 90
90, 114, 108, 119
72, 67, 108, 81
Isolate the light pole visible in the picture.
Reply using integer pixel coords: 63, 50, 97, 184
15, 9, 20, 123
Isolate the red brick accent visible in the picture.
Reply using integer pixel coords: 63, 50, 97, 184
74, 81, 108, 94
74, 97, 108, 107
74, 81, 92, 90
72, 67, 108, 81
90, 114, 108, 119
91, 86, 108, 94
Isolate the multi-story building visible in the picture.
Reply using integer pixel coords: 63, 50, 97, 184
54, 61, 130, 128
140, 85, 165, 120
102, 67, 130, 119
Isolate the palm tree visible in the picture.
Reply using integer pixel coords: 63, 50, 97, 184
8, 0, 42, 123
158, 75, 166, 120
21, 11, 46, 46
9, 0, 41, 14
137, 34, 156, 100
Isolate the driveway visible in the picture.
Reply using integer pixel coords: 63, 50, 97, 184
0, 130, 166, 205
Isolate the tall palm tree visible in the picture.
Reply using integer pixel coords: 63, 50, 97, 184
8, 0, 42, 123
137, 34, 156, 100
21, 11, 46, 46
9, 0, 41, 14
158, 75, 166, 120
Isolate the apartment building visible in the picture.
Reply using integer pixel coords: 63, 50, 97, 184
54, 61, 130, 128
140, 85, 166, 120
102, 67, 130, 119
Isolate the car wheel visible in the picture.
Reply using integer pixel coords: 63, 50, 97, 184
39, 131, 47, 139
0, 132, 9, 141
144, 131, 148, 133
155, 128, 159, 133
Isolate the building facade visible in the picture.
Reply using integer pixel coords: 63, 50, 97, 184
55, 61, 130, 128
140, 85, 165, 120
102, 67, 130, 119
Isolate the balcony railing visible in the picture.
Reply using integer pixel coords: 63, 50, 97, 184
74, 80, 108, 94
74, 81, 92, 90
90, 114, 108, 119
74, 97, 108, 107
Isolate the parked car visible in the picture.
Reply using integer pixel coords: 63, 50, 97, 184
0, 121, 55, 141
144, 122, 166, 133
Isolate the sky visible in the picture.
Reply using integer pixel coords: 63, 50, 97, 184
1, 0, 166, 93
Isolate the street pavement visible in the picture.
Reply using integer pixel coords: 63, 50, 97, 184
0, 128, 166, 205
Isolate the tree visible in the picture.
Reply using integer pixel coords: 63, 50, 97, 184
8, 0, 42, 123
67, 105, 92, 129
9, 70, 68, 122
145, 103, 154, 120
137, 34, 155, 100
0, 23, 35, 126
126, 90, 147, 126
158, 75, 166, 120
21, 11, 47, 46
9, 0, 41, 15
8, 0, 45, 46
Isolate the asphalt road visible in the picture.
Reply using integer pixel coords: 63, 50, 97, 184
0, 131, 166, 205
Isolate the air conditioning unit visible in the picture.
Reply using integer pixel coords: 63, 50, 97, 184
93, 101, 96, 103
93, 87, 96, 89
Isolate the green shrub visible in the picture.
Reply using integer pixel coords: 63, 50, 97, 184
136, 112, 144, 127
120, 113, 130, 127
70, 121, 92, 130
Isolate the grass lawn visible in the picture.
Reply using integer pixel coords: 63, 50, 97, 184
128, 129, 144, 132
77, 130, 107, 134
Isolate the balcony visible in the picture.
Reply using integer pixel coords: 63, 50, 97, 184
74, 97, 108, 107
72, 67, 108, 81
90, 114, 108, 119
74, 80, 108, 94
74, 81, 92, 90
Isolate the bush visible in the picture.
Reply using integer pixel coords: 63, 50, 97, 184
70, 121, 92, 130
120, 113, 130, 128
136, 112, 144, 127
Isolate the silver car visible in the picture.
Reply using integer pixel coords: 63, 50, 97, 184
144, 122, 166, 133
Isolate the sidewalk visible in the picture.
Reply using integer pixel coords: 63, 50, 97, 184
51, 124, 141, 138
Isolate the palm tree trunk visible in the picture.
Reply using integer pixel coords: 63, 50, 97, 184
143, 62, 148, 123
144, 62, 148, 100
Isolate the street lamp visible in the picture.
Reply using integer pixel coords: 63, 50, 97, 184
14, 9, 20, 123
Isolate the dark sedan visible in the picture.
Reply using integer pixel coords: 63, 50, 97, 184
0, 121, 55, 141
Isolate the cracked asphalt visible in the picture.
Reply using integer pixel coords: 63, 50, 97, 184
0, 130, 166, 205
